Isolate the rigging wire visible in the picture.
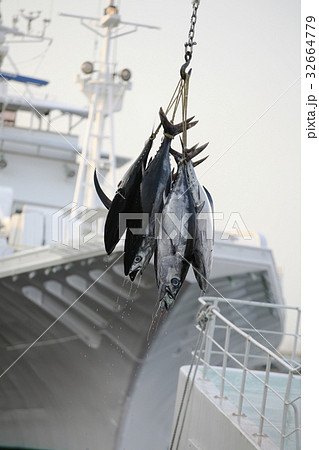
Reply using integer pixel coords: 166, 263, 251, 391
31, 0, 54, 77
31, 41, 51, 77
170, 308, 209, 450
14, 46, 51, 65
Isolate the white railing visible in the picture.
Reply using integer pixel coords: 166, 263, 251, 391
197, 297, 301, 450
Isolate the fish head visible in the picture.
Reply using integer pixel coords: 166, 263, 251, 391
128, 241, 154, 281
157, 255, 185, 310
128, 254, 143, 281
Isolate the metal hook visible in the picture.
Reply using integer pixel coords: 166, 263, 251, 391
180, 60, 190, 80
180, 48, 193, 79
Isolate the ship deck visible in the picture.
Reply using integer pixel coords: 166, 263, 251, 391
201, 366, 300, 450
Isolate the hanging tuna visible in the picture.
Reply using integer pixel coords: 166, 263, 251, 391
94, 0, 214, 311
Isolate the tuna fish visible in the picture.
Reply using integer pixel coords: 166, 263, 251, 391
94, 171, 147, 279
155, 160, 196, 310
127, 109, 197, 281
170, 143, 214, 292
191, 183, 214, 292
140, 108, 197, 215
100, 135, 154, 255
128, 149, 208, 282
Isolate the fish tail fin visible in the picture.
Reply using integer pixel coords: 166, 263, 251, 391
193, 155, 209, 167
159, 107, 198, 137
186, 142, 209, 160
179, 138, 209, 163
94, 169, 112, 209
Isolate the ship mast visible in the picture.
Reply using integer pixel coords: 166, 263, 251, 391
62, 1, 159, 209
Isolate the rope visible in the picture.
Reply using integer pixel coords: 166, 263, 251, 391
153, 0, 201, 147
152, 79, 183, 139
181, 73, 190, 156
167, 78, 183, 116
170, 79, 183, 123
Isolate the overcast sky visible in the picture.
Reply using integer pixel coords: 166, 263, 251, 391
1, 1, 300, 322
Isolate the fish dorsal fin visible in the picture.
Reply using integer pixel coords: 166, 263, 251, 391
170, 147, 183, 164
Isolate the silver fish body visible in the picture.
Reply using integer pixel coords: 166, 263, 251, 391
156, 162, 196, 310
186, 161, 214, 292
129, 109, 197, 281
170, 144, 214, 292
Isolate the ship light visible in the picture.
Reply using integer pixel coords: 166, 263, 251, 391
81, 61, 94, 75
120, 68, 131, 82
105, 5, 118, 16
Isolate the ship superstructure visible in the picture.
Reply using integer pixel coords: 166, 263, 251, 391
0, 3, 289, 449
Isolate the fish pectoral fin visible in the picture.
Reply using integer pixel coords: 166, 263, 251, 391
161, 177, 172, 208
169, 238, 177, 255
163, 190, 168, 206
145, 156, 153, 170
195, 201, 205, 213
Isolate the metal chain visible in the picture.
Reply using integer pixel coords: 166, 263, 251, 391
184, 0, 200, 63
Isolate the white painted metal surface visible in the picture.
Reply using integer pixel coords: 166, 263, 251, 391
68, 3, 135, 208
171, 298, 301, 450
0, 239, 107, 278
0, 233, 281, 284
174, 367, 277, 450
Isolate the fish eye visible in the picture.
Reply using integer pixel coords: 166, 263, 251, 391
134, 255, 142, 263
171, 278, 180, 287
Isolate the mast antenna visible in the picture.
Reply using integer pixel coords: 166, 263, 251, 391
61, 1, 159, 208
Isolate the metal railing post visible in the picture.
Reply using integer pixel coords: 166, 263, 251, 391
202, 300, 219, 379
280, 370, 293, 450
238, 337, 251, 416
291, 308, 301, 361
257, 354, 271, 447
220, 325, 231, 398
198, 296, 300, 450
289, 399, 301, 450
